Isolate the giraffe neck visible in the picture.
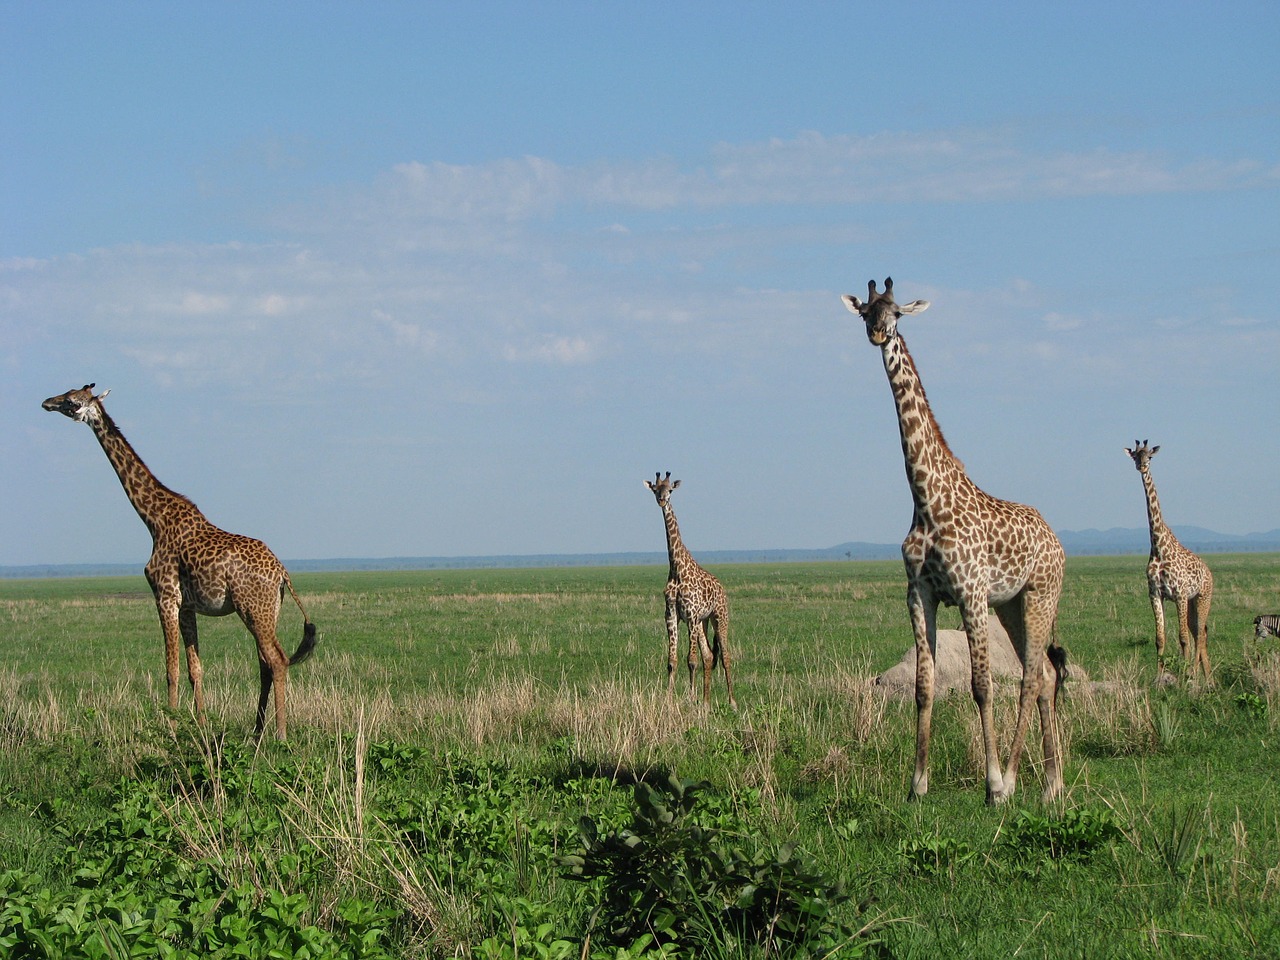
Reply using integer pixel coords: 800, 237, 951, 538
660, 502, 695, 578
881, 333, 972, 518
87, 407, 198, 540
1139, 467, 1178, 555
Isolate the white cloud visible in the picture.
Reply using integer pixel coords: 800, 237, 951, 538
255, 293, 302, 316
175, 291, 230, 315
503, 335, 597, 365
1042, 312, 1083, 331
5, 124, 1276, 417
379, 156, 565, 221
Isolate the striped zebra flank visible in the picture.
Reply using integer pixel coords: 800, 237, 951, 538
1255, 614, 1280, 640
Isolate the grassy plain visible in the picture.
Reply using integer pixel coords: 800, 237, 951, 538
2, 555, 1280, 957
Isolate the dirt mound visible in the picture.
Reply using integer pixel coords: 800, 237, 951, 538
875, 620, 1033, 698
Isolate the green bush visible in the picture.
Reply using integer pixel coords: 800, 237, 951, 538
562, 774, 871, 957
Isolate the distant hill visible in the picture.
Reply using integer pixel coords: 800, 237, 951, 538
1056, 527, 1280, 556
4, 528, 1277, 579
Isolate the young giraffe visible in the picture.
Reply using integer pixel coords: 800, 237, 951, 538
842, 279, 1067, 804
644, 472, 736, 707
42, 384, 318, 739
1124, 441, 1213, 682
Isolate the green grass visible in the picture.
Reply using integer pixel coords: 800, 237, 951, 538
2, 555, 1280, 957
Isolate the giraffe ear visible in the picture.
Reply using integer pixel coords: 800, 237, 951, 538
644, 481, 655, 491
1150, 445, 1160, 456
898, 300, 930, 315
841, 294, 864, 314
671, 479, 681, 490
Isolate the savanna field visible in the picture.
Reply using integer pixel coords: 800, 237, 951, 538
2, 555, 1279, 959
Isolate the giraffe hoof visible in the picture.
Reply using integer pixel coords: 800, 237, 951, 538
986, 778, 1013, 805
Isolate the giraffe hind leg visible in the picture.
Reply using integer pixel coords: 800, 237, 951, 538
710, 611, 736, 708
241, 593, 290, 739
689, 621, 711, 703
1190, 592, 1212, 683
1175, 596, 1193, 667
995, 595, 1062, 803
255, 658, 271, 738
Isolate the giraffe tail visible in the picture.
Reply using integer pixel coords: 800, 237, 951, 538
1047, 636, 1069, 708
290, 621, 319, 667
283, 572, 319, 667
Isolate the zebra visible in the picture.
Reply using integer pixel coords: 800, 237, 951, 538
1254, 614, 1280, 640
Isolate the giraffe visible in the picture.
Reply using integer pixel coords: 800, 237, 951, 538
42, 384, 318, 739
644, 472, 736, 707
842, 278, 1067, 804
1124, 440, 1213, 682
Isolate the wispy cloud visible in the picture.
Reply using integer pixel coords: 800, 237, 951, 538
5, 125, 1275, 402
290, 128, 1279, 233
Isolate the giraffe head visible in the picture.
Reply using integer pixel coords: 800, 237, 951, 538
1124, 439, 1160, 472
841, 277, 930, 346
42, 383, 110, 425
644, 471, 681, 507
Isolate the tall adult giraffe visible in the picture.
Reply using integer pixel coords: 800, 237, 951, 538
1124, 440, 1213, 682
842, 279, 1067, 804
644, 472, 736, 707
42, 384, 318, 739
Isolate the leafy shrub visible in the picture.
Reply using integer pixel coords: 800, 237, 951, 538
1000, 807, 1126, 872
1233, 692, 1266, 720
561, 774, 869, 957
898, 834, 975, 877
5, 747, 401, 959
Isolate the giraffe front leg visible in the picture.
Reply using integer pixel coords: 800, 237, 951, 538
1174, 596, 1193, 671
961, 604, 1006, 804
665, 597, 680, 699
178, 607, 206, 725
1149, 589, 1169, 678
156, 600, 183, 715
907, 587, 937, 800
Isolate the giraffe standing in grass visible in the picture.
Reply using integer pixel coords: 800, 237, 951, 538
644, 472, 736, 707
1125, 441, 1213, 682
42, 384, 318, 739
842, 278, 1067, 804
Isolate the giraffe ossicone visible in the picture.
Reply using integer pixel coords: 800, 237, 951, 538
842, 278, 1067, 805
42, 383, 318, 739
644, 471, 736, 707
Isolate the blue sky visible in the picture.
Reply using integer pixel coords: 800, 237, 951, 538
3, 2, 1278, 566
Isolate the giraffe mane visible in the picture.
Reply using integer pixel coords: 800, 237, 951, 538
97, 406, 201, 511
897, 337, 961, 467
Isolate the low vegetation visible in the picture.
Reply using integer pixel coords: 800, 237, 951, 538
2, 555, 1279, 957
